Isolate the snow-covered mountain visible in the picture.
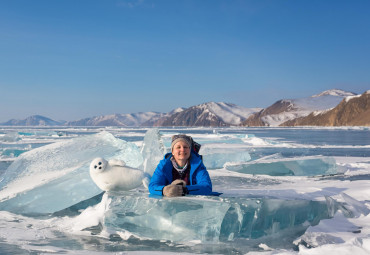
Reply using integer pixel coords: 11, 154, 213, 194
281, 90, 370, 126
1, 89, 366, 127
0, 115, 64, 126
311, 89, 355, 97
153, 102, 261, 127
67, 112, 164, 127
143, 107, 186, 126
242, 89, 357, 127
62, 102, 259, 127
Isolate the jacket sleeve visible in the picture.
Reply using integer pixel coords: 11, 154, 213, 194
148, 159, 170, 196
187, 162, 212, 196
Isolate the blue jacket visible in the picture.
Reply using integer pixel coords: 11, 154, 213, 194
149, 152, 212, 196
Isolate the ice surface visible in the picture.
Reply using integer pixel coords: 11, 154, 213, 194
102, 191, 335, 244
0, 144, 31, 161
225, 156, 339, 176
0, 131, 143, 215
1, 148, 28, 157
0, 127, 369, 254
242, 134, 277, 146
298, 194, 370, 252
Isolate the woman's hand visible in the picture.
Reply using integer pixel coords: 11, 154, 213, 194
163, 184, 184, 197
171, 179, 186, 187
163, 179, 187, 197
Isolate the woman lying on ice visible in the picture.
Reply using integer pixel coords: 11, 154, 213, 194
148, 134, 213, 197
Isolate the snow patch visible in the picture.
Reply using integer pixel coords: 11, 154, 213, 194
200, 102, 261, 125
312, 89, 356, 98
345, 94, 362, 102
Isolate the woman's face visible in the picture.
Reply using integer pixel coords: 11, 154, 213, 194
172, 140, 191, 165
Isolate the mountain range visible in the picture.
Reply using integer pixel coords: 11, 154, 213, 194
281, 91, 370, 126
242, 89, 357, 126
1, 89, 369, 127
152, 102, 261, 127
1, 115, 65, 126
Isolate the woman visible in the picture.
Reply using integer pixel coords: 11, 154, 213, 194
148, 134, 212, 197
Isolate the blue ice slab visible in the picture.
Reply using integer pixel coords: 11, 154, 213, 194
0, 132, 143, 215
18, 130, 65, 137
104, 191, 335, 243
202, 151, 252, 169
1, 148, 29, 158
225, 156, 338, 176
0, 132, 21, 142
140, 128, 166, 176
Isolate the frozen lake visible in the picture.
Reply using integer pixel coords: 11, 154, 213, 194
0, 126, 370, 254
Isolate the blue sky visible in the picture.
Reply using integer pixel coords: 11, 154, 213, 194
0, 0, 369, 122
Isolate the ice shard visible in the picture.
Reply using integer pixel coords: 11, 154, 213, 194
202, 151, 252, 169
140, 128, 166, 176
341, 192, 370, 217
0, 131, 143, 215
105, 193, 230, 242
0, 132, 21, 142
199, 145, 252, 170
103, 191, 335, 243
225, 156, 339, 176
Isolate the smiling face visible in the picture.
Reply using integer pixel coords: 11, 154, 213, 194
172, 140, 191, 167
